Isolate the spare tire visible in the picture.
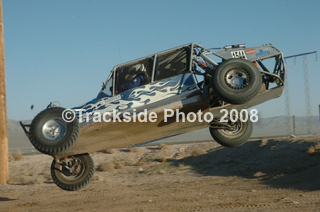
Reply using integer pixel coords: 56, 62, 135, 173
211, 58, 262, 104
29, 107, 79, 155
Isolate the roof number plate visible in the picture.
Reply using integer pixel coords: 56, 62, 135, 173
231, 50, 247, 59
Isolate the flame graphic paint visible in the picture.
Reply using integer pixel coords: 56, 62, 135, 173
72, 73, 197, 122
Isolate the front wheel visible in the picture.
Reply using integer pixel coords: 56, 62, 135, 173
51, 154, 95, 191
209, 119, 253, 147
29, 107, 79, 155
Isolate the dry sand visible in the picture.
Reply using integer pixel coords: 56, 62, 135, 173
1, 134, 320, 212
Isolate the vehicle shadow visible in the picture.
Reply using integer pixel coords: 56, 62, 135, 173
172, 138, 320, 191
0, 197, 16, 202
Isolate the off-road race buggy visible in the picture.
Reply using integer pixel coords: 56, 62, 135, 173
20, 43, 286, 191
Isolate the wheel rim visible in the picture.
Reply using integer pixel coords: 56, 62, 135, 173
225, 68, 249, 89
58, 157, 86, 181
41, 117, 67, 142
222, 121, 243, 135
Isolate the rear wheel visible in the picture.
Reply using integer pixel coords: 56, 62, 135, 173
209, 119, 253, 147
51, 154, 95, 191
211, 58, 262, 104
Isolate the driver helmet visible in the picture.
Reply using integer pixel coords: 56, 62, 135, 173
125, 64, 146, 81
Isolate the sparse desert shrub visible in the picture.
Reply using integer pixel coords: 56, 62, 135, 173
158, 169, 166, 174
8, 153, 14, 162
8, 150, 23, 161
127, 147, 140, 153
154, 157, 168, 163
92, 174, 104, 182
307, 143, 320, 155
158, 144, 170, 150
114, 162, 124, 169
178, 163, 184, 168
253, 171, 266, 177
97, 162, 114, 172
192, 148, 207, 157
12, 150, 23, 161
160, 157, 167, 163
138, 161, 145, 166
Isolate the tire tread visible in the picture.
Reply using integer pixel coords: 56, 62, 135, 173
51, 154, 95, 191
29, 107, 79, 155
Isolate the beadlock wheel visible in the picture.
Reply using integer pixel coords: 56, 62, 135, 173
29, 107, 79, 155
211, 58, 262, 105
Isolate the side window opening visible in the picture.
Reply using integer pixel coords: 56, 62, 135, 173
155, 47, 190, 81
97, 73, 113, 99
115, 58, 153, 94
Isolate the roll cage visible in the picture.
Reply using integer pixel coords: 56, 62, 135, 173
98, 43, 286, 99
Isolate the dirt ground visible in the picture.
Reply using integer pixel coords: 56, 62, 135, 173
2, 134, 320, 212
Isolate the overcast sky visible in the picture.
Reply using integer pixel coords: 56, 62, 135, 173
3, 0, 320, 120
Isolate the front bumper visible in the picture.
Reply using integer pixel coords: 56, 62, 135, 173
19, 121, 30, 138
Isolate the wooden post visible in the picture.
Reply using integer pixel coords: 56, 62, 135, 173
0, 0, 9, 184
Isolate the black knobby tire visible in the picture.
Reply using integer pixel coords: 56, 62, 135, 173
209, 120, 253, 147
212, 58, 262, 104
29, 107, 79, 155
51, 154, 95, 191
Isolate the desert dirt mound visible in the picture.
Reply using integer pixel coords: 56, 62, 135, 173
1, 134, 320, 212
